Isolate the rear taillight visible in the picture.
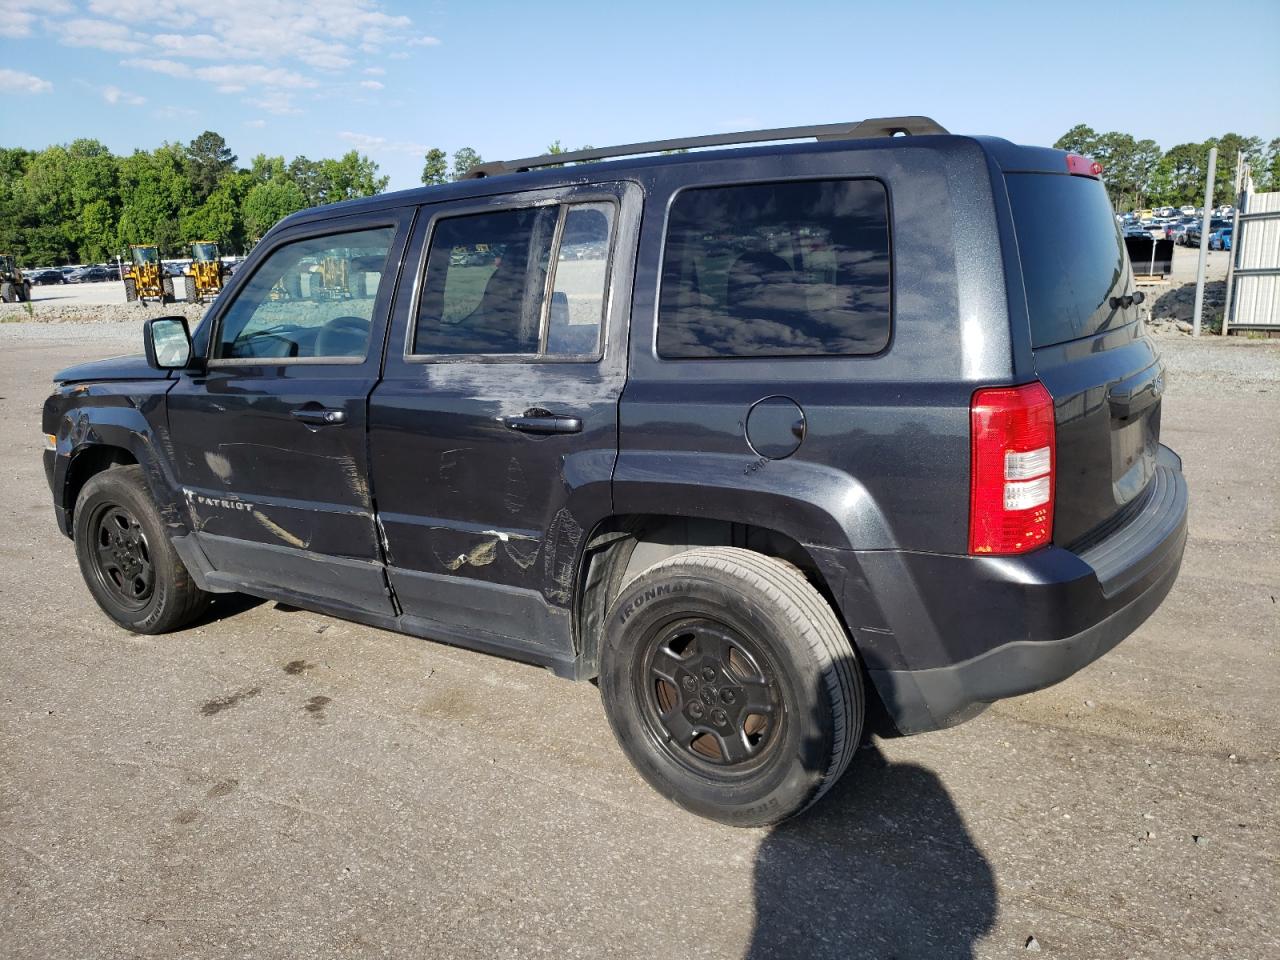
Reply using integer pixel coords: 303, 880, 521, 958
969, 381, 1056, 555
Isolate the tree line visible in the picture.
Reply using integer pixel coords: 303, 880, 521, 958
5, 126, 1276, 267
0, 132, 389, 266
1054, 125, 1280, 212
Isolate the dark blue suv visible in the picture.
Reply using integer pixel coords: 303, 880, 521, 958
42, 117, 1187, 826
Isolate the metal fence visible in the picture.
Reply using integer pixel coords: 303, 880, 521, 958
1225, 188, 1280, 332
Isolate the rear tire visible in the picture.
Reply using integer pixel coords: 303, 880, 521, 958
73, 465, 210, 633
0, 282, 12, 303
124, 277, 138, 302
184, 275, 198, 303
161, 277, 174, 304
599, 546, 864, 827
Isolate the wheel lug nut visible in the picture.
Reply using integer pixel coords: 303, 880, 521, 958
721, 689, 737, 704
701, 666, 716, 681
711, 709, 728, 727
681, 676, 697, 692
688, 702, 704, 720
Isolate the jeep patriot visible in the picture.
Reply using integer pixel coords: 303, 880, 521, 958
43, 117, 1188, 825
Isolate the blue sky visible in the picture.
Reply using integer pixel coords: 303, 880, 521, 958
2, 0, 1277, 192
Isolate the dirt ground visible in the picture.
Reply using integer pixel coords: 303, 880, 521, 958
0, 325, 1276, 960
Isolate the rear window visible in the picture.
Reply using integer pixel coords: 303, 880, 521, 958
1006, 173, 1127, 348
657, 179, 891, 358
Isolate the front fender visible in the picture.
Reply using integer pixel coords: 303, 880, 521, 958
44, 383, 187, 537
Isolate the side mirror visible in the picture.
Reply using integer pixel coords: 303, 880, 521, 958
1131, 291, 1146, 305
144, 316, 193, 370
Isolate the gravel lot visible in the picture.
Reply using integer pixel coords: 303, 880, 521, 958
0, 324, 1276, 960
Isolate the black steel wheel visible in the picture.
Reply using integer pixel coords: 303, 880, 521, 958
638, 617, 783, 773
73, 464, 209, 633
600, 546, 863, 827
87, 503, 155, 611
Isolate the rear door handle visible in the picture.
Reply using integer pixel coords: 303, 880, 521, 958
291, 406, 347, 425
503, 413, 583, 435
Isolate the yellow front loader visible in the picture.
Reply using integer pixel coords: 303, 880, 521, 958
184, 242, 226, 303
123, 245, 173, 304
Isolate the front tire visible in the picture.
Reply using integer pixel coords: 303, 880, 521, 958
73, 465, 210, 633
599, 547, 864, 827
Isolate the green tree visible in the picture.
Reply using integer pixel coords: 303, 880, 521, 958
421, 147, 448, 185
67, 139, 121, 260
242, 178, 307, 240
1148, 142, 1210, 207
451, 147, 481, 181
1261, 138, 1280, 192
1053, 124, 1100, 157
287, 156, 326, 205
248, 153, 288, 183
182, 170, 252, 252
317, 151, 388, 203
117, 144, 194, 256
1208, 133, 1264, 204
185, 131, 237, 204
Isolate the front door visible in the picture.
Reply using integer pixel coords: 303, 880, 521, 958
368, 183, 640, 670
167, 211, 411, 616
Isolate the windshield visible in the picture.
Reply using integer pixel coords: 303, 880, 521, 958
133, 247, 159, 264
1006, 173, 1128, 348
192, 243, 218, 261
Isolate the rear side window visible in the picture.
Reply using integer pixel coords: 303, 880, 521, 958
1006, 173, 1127, 348
413, 201, 615, 358
658, 179, 891, 358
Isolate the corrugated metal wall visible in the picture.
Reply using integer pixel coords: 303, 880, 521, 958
1229, 190, 1280, 330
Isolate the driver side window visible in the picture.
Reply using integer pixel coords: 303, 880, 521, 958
215, 226, 395, 361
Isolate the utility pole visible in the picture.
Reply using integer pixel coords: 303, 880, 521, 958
1192, 146, 1217, 337
1221, 153, 1245, 337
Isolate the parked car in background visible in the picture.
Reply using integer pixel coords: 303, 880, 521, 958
29, 269, 66, 285
1209, 227, 1233, 251
67, 266, 112, 283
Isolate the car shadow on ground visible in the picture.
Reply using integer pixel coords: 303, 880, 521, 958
745, 742, 996, 960
184, 591, 266, 629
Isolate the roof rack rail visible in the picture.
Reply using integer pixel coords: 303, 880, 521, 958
462, 115, 948, 179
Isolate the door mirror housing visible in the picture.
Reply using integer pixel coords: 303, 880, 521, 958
144, 316, 194, 370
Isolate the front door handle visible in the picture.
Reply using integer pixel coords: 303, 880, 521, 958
503, 412, 583, 435
291, 406, 347, 425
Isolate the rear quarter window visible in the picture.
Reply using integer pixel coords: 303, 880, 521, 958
657, 179, 892, 358
1006, 173, 1128, 348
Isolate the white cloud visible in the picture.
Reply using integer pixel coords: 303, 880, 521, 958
62, 18, 143, 53
0, 67, 52, 94
88, 0, 194, 28
102, 85, 146, 106
363, 66, 386, 75
409, 35, 441, 47
0, 0, 71, 37
245, 91, 300, 115
122, 58, 191, 78
359, 79, 384, 90
338, 131, 427, 155
153, 105, 198, 119
244, 118, 267, 128
196, 64, 316, 89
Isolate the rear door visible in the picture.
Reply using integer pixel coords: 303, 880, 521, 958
167, 211, 411, 614
368, 182, 640, 668
1004, 170, 1163, 546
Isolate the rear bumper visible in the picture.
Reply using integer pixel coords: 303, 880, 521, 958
849, 445, 1188, 734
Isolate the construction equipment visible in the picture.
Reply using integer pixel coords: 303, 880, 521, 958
0, 254, 31, 303
123, 245, 173, 304
184, 242, 226, 303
